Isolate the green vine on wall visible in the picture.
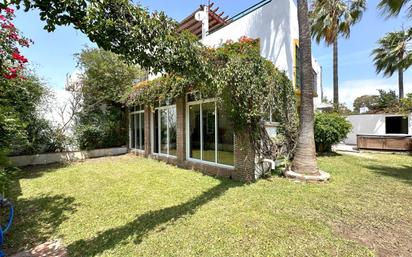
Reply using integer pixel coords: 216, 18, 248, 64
125, 38, 298, 161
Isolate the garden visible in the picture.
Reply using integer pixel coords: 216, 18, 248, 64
5, 153, 412, 256
1, 0, 412, 256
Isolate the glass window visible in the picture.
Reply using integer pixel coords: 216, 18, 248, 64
152, 102, 177, 156
130, 114, 135, 149
160, 109, 168, 154
189, 104, 201, 159
217, 110, 234, 166
153, 110, 159, 153
202, 102, 216, 162
187, 100, 234, 166
129, 109, 144, 150
168, 108, 177, 156
135, 114, 140, 149
141, 112, 145, 147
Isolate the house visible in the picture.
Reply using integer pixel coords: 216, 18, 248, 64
128, 0, 323, 181
344, 113, 412, 151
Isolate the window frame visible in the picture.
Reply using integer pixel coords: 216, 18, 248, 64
129, 106, 145, 151
151, 101, 177, 158
185, 95, 235, 169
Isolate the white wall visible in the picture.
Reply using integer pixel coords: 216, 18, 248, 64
203, 0, 322, 104
204, 0, 298, 79
344, 114, 412, 145
9, 147, 128, 167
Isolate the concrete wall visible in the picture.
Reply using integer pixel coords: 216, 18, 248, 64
9, 147, 128, 167
344, 114, 412, 145
203, 0, 322, 106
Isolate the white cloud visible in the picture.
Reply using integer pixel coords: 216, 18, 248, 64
323, 79, 412, 109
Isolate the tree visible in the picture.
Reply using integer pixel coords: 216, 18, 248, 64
73, 48, 145, 150
0, 69, 59, 154
0, 5, 31, 79
372, 29, 412, 99
376, 89, 399, 110
310, 0, 366, 107
287, 0, 328, 181
76, 48, 145, 106
5, 0, 201, 78
378, 0, 412, 17
353, 95, 379, 113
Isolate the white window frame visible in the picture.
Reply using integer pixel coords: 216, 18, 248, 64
129, 106, 145, 151
151, 103, 177, 158
185, 95, 234, 169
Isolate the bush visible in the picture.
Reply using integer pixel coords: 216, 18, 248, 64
0, 149, 17, 196
314, 112, 352, 152
75, 107, 127, 150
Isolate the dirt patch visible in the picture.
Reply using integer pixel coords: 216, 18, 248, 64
334, 220, 412, 257
11, 240, 67, 257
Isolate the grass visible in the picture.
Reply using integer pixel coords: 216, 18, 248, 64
5, 153, 412, 256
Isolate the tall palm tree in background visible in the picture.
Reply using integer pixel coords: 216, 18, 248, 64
378, 0, 412, 17
372, 29, 412, 99
288, 0, 321, 178
310, 0, 366, 108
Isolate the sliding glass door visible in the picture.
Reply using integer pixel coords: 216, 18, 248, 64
187, 97, 234, 166
152, 101, 177, 157
129, 105, 145, 150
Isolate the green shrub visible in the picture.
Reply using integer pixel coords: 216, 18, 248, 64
314, 112, 352, 152
75, 107, 127, 150
0, 149, 17, 196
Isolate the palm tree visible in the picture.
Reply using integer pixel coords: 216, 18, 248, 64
378, 0, 412, 17
286, 0, 329, 181
372, 29, 412, 99
310, 0, 366, 108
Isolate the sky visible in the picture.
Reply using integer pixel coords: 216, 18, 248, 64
13, 0, 412, 109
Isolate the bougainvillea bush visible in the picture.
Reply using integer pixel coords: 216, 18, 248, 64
0, 4, 30, 79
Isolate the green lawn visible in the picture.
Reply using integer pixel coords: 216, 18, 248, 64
6, 153, 412, 256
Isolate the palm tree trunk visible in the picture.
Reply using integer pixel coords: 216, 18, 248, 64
398, 68, 404, 99
291, 0, 319, 176
333, 38, 339, 108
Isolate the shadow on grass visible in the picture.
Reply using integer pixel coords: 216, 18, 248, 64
67, 180, 240, 257
317, 151, 343, 157
4, 193, 77, 255
19, 163, 71, 180
365, 164, 412, 186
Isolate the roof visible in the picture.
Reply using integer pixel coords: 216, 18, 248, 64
177, 2, 229, 39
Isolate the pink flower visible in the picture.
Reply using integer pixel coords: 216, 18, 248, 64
2, 23, 15, 29
12, 51, 28, 63
0, 15, 6, 21
5, 8, 14, 15
8, 67, 17, 73
3, 73, 17, 79
9, 32, 19, 40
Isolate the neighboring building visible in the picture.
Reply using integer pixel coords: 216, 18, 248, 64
128, 0, 323, 181
345, 114, 412, 146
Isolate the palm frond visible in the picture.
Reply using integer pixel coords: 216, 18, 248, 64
372, 29, 412, 77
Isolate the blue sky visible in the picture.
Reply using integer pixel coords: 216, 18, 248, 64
13, 0, 412, 108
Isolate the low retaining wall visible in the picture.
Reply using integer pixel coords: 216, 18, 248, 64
9, 147, 128, 167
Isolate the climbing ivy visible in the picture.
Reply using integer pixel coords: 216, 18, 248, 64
126, 38, 298, 160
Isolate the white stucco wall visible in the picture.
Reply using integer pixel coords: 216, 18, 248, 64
203, 0, 298, 79
203, 0, 322, 104
344, 114, 412, 145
